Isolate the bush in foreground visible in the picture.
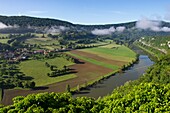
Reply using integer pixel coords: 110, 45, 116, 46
1, 83, 170, 113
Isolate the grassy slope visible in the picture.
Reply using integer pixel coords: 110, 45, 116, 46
67, 52, 119, 70
80, 45, 136, 62
68, 44, 136, 70
19, 57, 76, 86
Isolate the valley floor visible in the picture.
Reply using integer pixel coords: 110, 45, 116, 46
1, 44, 136, 105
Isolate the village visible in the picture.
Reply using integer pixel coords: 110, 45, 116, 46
138, 37, 170, 54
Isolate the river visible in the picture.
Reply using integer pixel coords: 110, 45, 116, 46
73, 55, 154, 98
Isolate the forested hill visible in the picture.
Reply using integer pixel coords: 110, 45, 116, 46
0, 15, 136, 29
1, 15, 170, 29
0, 16, 74, 27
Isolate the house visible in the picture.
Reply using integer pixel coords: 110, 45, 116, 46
33, 50, 45, 54
141, 37, 145, 40
168, 41, 170, 48
160, 43, 166, 46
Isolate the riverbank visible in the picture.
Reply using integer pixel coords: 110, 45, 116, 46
73, 55, 153, 98
133, 42, 166, 61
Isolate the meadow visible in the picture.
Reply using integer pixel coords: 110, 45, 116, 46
67, 52, 119, 70
0, 39, 9, 44
26, 37, 59, 45
79, 44, 136, 62
19, 57, 76, 86
67, 44, 136, 79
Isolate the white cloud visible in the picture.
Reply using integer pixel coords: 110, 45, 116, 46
116, 26, 126, 32
136, 18, 170, 32
136, 18, 161, 30
0, 22, 19, 29
45, 26, 69, 34
91, 27, 115, 35
161, 27, 170, 32
0, 22, 10, 29
91, 26, 126, 35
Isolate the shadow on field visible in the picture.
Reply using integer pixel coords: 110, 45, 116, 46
74, 59, 85, 64
75, 91, 90, 94
21, 76, 34, 80
33, 86, 49, 90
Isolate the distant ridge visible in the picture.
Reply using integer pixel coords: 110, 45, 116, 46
0, 15, 170, 33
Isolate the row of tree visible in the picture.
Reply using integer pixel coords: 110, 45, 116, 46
45, 62, 70, 77
0, 61, 35, 89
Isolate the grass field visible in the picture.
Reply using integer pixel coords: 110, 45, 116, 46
26, 37, 59, 45
67, 44, 136, 71
67, 52, 119, 70
0, 34, 9, 37
79, 44, 136, 62
0, 39, 10, 44
19, 57, 76, 86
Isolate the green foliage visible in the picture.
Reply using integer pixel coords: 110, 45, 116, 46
99, 83, 170, 112
0, 92, 97, 113
1, 83, 170, 112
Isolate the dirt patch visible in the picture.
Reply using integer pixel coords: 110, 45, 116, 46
71, 50, 128, 66
1, 58, 112, 105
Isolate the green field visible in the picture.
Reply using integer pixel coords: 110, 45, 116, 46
0, 34, 9, 37
67, 44, 136, 70
67, 52, 119, 70
80, 44, 136, 62
19, 57, 76, 86
26, 37, 59, 45
0, 39, 9, 44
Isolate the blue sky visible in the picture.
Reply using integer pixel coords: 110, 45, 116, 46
0, 0, 170, 24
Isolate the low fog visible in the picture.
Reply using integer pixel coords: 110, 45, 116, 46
0, 22, 19, 29
44, 26, 69, 34
91, 26, 126, 35
136, 18, 170, 32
